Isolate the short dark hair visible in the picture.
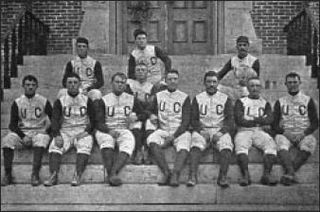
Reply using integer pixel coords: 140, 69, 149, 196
133, 29, 147, 39
204, 71, 218, 82
247, 76, 261, 83
22, 75, 38, 86
236, 36, 249, 44
111, 72, 127, 82
76, 37, 89, 46
65, 72, 81, 81
285, 72, 301, 82
166, 69, 179, 77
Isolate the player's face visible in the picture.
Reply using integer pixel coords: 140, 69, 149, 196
166, 73, 179, 91
112, 75, 127, 95
285, 76, 301, 93
247, 79, 261, 98
205, 76, 219, 95
23, 80, 38, 96
76, 42, 88, 58
236, 41, 249, 58
135, 34, 147, 49
135, 65, 148, 82
66, 77, 80, 95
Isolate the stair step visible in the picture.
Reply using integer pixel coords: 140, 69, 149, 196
1, 163, 318, 184
1, 184, 319, 206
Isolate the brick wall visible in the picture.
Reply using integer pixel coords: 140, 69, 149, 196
251, 1, 307, 54
1, 0, 83, 54
31, 1, 83, 54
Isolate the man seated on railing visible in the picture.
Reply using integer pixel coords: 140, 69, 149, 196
217, 36, 260, 101
1, 75, 52, 187
272, 72, 319, 186
57, 37, 104, 101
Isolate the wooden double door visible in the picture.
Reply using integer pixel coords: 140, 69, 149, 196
122, 1, 219, 55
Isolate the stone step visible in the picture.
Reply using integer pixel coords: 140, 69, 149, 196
0, 128, 319, 164
1, 184, 319, 206
2, 203, 319, 211
1, 163, 318, 185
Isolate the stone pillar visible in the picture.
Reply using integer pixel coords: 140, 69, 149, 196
224, 1, 262, 55
79, 1, 110, 54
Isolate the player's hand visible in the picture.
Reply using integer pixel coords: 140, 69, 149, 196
294, 134, 305, 143
22, 135, 32, 147
200, 130, 210, 142
283, 131, 295, 142
128, 112, 138, 123
149, 114, 158, 125
74, 131, 89, 141
109, 130, 120, 139
54, 136, 64, 148
211, 132, 223, 143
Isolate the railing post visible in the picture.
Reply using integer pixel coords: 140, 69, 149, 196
4, 37, 11, 89
17, 18, 24, 65
11, 27, 18, 78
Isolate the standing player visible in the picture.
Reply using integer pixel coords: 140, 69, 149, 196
94, 72, 148, 186
58, 37, 104, 100
44, 72, 95, 187
1, 75, 52, 186
234, 77, 278, 186
273, 72, 318, 185
188, 71, 234, 188
218, 36, 260, 100
147, 69, 191, 187
127, 29, 171, 87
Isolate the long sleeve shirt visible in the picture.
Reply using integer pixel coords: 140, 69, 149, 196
149, 89, 191, 138
62, 56, 104, 91
272, 92, 318, 135
128, 45, 171, 84
9, 94, 52, 138
51, 93, 94, 137
191, 91, 234, 134
234, 96, 273, 129
94, 92, 149, 133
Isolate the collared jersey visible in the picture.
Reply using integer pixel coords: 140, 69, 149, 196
127, 79, 153, 103
131, 45, 162, 84
196, 91, 228, 130
15, 94, 49, 132
240, 96, 268, 120
278, 92, 311, 133
156, 89, 188, 134
59, 93, 89, 129
102, 92, 135, 130
71, 56, 97, 91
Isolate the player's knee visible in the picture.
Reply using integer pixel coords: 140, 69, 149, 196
1, 134, 18, 149
88, 89, 102, 101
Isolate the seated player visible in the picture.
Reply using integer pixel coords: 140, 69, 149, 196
273, 72, 318, 185
188, 71, 234, 188
94, 72, 148, 186
234, 77, 278, 186
1, 75, 52, 187
44, 72, 95, 187
218, 36, 260, 100
147, 69, 191, 187
57, 37, 104, 101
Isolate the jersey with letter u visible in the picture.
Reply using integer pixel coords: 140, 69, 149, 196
15, 94, 48, 131
279, 92, 310, 133
60, 94, 89, 129
157, 90, 188, 134
71, 56, 96, 90
196, 91, 227, 130
102, 92, 134, 130
240, 96, 267, 120
127, 79, 153, 103
132, 45, 161, 84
